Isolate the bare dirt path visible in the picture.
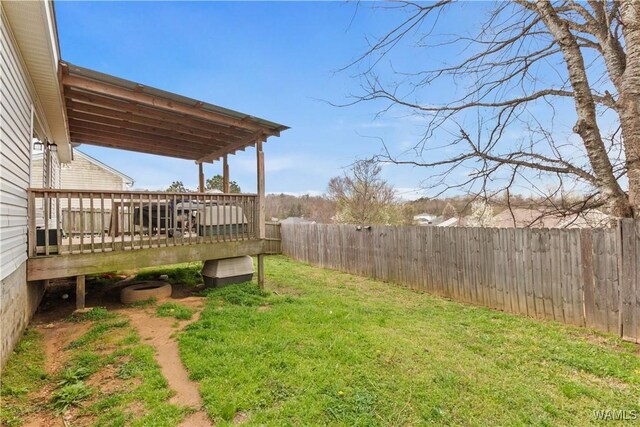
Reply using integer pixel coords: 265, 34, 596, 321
20, 321, 92, 427
121, 297, 212, 427
40, 321, 92, 375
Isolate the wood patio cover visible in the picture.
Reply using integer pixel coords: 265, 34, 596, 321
60, 61, 288, 162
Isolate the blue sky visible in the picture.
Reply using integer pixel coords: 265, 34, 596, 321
55, 1, 492, 198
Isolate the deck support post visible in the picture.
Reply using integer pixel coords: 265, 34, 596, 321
223, 154, 230, 193
256, 138, 265, 288
76, 275, 86, 310
198, 163, 205, 193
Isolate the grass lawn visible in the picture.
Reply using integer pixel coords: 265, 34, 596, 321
1, 309, 189, 427
180, 256, 639, 426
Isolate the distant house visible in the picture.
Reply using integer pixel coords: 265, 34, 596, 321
492, 208, 560, 228
434, 207, 611, 229
30, 149, 133, 232
413, 213, 440, 226
492, 208, 611, 229
437, 217, 460, 227
31, 148, 133, 191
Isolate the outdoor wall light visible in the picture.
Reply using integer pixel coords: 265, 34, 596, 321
33, 140, 43, 150
48, 142, 57, 152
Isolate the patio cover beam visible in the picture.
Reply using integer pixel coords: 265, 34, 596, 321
67, 110, 238, 147
62, 74, 272, 135
60, 61, 288, 161
196, 133, 266, 164
65, 91, 251, 140
70, 133, 205, 161
68, 119, 226, 152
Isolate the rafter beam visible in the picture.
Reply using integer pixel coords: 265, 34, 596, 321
62, 74, 274, 135
68, 109, 240, 146
70, 137, 197, 161
69, 132, 212, 161
65, 91, 251, 140
197, 133, 266, 163
68, 118, 226, 151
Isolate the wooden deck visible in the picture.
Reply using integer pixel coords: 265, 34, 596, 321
27, 189, 265, 281
36, 231, 255, 256
27, 239, 265, 281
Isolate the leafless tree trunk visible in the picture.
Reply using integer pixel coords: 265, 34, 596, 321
343, 0, 640, 218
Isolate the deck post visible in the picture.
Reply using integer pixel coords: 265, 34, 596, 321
198, 163, 205, 193
223, 154, 230, 193
76, 275, 86, 310
256, 138, 265, 287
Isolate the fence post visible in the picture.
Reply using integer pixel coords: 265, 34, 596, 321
620, 219, 638, 342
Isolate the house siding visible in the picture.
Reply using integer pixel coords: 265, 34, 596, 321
0, 4, 50, 372
60, 152, 128, 191
1, 6, 31, 280
31, 150, 129, 213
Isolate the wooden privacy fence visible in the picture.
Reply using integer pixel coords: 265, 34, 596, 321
281, 221, 640, 343
264, 222, 281, 254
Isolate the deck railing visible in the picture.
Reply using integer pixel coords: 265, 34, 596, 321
28, 189, 259, 257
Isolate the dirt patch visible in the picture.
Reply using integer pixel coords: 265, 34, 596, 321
21, 413, 65, 427
181, 411, 213, 427
86, 364, 122, 394
22, 277, 211, 426
122, 306, 212, 426
38, 321, 91, 375
234, 411, 249, 424
35, 275, 203, 321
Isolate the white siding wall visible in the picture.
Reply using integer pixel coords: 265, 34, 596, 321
31, 152, 128, 212
60, 153, 127, 191
30, 152, 61, 189
1, 8, 32, 280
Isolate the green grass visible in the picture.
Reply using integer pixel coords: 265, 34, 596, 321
134, 262, 203, 286
69, 306, 117, 322
179, 256, 640, 426
0, 329, 48, 426
1, 311, 188, 426
157, 302, 196, 320
50, 381, 93, 413
66, 319, 130, 349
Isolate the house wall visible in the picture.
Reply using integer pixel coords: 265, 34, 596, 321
0, 4, 49, 371
31, 151, 127, 215
0, 263, 44, 369
30, 151, 129, 233
1, 6, 31, 279
30, 151, 61, 189
60, 152, 129, 191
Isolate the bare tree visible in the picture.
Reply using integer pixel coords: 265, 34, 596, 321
344, 1, 640, 218
328, 159, 402, 224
